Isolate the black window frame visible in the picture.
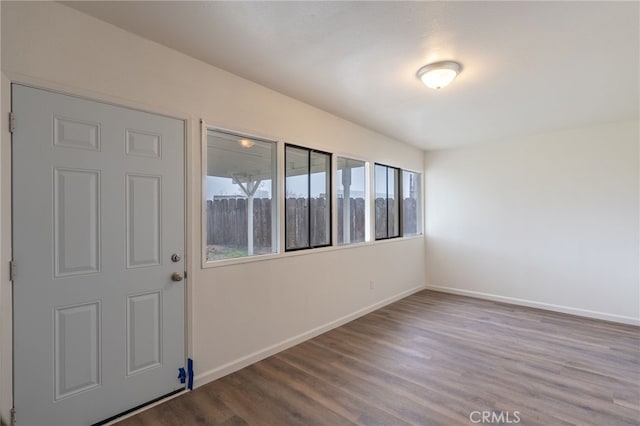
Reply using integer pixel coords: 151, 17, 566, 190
284, 143, 332, 251
374, 163, 402, 240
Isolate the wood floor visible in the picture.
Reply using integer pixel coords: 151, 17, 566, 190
117, 290, 640, 426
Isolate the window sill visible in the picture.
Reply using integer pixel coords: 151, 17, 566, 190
201, 233, 423, 269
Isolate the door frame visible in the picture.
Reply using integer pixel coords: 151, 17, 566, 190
0, 74, 195, 424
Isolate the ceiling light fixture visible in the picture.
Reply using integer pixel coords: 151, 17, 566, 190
417, 61, 462, 90
238, 138, 255, 148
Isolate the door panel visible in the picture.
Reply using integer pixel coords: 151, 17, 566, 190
54, 301, 101, 400
126, 173, 162, 268
12, 85, 185, 426
54, 167, 101, 277
127, 291, 162, 375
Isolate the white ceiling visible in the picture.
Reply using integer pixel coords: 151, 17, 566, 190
65, 1, 639, 150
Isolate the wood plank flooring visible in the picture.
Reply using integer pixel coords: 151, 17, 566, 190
116, 290, 640, 425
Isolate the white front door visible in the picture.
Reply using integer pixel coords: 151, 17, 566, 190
12, 85, 186, 426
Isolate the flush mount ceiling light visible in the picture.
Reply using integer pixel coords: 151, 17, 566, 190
417, 61, 463, 90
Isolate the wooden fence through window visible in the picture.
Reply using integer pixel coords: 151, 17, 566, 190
206, 197, 417, 249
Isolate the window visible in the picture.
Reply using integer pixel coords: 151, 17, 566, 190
374, 163, 400, 240
337, 157, 367, 245
285, 145, 331, 250
205, 129, 277, 261
402, 170, 422, 236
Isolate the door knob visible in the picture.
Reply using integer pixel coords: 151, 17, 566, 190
171, 272, 184, 282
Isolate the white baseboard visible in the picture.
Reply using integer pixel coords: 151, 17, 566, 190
424, 285, 640, 326
194, 285, 427, 388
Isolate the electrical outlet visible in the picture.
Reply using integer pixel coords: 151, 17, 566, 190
369, 280, 375, 290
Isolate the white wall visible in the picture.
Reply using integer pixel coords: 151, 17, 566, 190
425, 120, 640, 324
0, 2, 425, 421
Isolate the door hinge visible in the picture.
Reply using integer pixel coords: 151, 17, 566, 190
9, 260, 15, 281
9, 112, 15, 133
10, 407, 16, 426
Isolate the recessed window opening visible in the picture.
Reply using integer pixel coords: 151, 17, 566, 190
205, 128, 277, 261
402, 170, 422, 237
337, 157, 367, 245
